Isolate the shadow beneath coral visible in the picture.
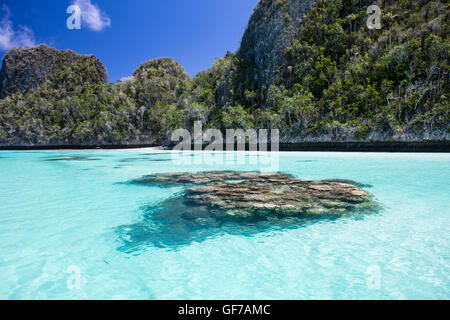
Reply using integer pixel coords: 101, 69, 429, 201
115, 194, 341, 252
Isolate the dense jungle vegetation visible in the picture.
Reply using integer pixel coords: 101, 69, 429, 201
0, 0, 448, 146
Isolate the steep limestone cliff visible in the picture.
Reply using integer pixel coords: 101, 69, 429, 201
235, 0, 315, 96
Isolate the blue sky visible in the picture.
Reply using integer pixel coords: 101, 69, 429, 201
0, 0, 258, 82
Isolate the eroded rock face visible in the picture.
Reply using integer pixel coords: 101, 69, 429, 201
217, 0, 316, 105
237, 0, 315, 91
118, 171, 379, 250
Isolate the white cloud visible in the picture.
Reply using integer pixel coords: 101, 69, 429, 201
0, 6, 36, 51
73, 0, 111, 31
118, 76, 135, 83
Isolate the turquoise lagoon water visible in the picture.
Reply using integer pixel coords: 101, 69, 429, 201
0, 150, 449, 299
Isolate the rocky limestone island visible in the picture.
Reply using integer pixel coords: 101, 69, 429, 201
132, 171, 379, 219
0, 1, 448, 148
0, 44, 108, 98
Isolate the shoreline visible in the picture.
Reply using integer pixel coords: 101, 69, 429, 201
0, 141, 449, 152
